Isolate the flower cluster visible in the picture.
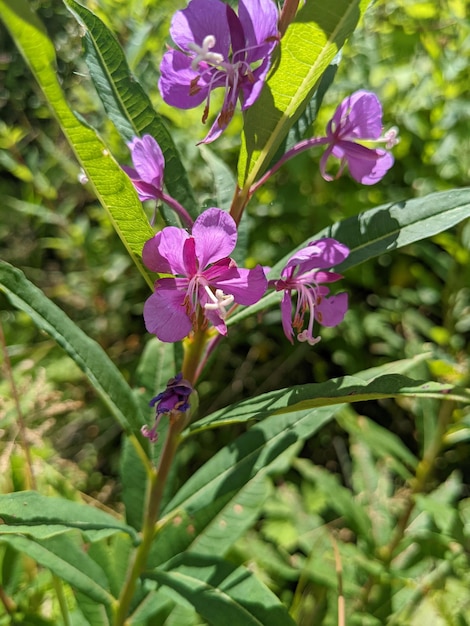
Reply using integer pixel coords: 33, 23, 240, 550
159, 0, 279, 143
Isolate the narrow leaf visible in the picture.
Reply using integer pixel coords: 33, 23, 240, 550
149, 476, 271, 568
190, 374, 470, 432
0, 534, 114, 606
164, 406, 336, 517
0, 491, 138, 541
0, 262, 146, 434
146, 554, 296, 626
63, 0, 197, 217
0, 0, 155, 287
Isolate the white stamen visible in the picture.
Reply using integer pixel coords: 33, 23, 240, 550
203, 286, 234, 319
297, 330, 322, 346
383, 126, 400, 149
188, 35, 224, 71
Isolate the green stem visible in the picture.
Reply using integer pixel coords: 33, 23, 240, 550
182, 328, 210, 385
113, 415, 185, 625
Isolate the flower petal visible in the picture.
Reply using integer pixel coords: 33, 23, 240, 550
159, 49, 210, 109
282, 239, 349, 276
341, 141, 394, 184
280, 290, 294, 343
129, 135, 165, 187
143, 280, 193, 342
238, 0, 279, 62
331, 90, 384, 140
170, 0, 231, 57
192, 208, 238, 267
142, 228, 190, 275
213, 265, 268, 304
315, 292, 348, 327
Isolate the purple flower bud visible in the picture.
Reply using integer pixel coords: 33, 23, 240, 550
142, 373, 193, 443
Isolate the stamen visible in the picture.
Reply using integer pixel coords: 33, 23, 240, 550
203, 286, 234, 319
383, 126, 400, 149
188, 35, 224, 71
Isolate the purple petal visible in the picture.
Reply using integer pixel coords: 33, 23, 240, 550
280, 290, 294, 343
129, 135, 165, 187
159, 49, 210, 109
240, 56, 270, 110
213, 265, 268, 305
170, 0, 230, 57
331, 91, 384, 140
282, 239, 349, 276
192, 208, 238, 267
142, 228, 191, 275
315, 292, 348, 327
341, 142, 394, 184
143, 280, 193, 342
238, 0, 279, 62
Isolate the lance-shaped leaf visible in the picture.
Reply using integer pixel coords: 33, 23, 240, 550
146, 553, 296, 626
0, 491, 138, 542
0, 0, 155, 288
0, 261, 146, 434
189, 374, 470, 432
238, 0, 369, 189
64, 0, 198, 218
0, 534, 114, 607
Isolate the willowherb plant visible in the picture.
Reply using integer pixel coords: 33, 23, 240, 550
1, 0, 470, 624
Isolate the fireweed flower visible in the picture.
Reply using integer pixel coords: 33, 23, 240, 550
274, 238, 349, 345
143, 207, 267, 342
319, 90, 398, 185
249, 90, 397, 197
159, 0, 280, 143
142, 373, 193, 443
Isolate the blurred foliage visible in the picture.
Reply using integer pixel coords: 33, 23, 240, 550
1, 0, 470, 623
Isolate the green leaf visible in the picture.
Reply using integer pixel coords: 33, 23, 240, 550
120, 436, 149, 530
164, 406, 336, 518
190, 374, 470, 432
0, 0, 155, 288
146, 553, 296, 626
0, 491, 138, 542
0, 534, 114, 606
0, 262, 146, 434
238, 0, 369, 188
228, 187, 470, 324
149, 476, 272, 568
63, 0, 197, 217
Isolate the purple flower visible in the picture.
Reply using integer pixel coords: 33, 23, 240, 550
320, 90, 398, 185
142, 373, 193, 443
159, 0, 280, 143
122, 135, 165, 202
143, 208, 267, 342
274, 238, 349, 345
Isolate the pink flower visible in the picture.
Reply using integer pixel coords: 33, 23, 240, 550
143, 208, 267, 342
158, 0, 279, 143
320, 90, 397, 185
274, 238, 349, 345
